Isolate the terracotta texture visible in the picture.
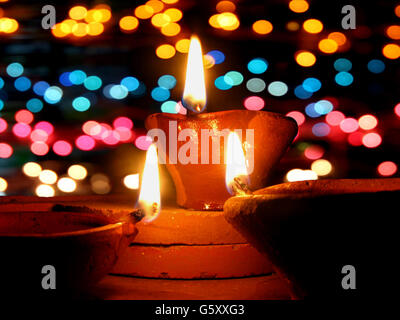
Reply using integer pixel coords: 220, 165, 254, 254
224, 178, 400, 298
86, 274, 291, 300
112, 243, 273, 279
145, 110, 297, 210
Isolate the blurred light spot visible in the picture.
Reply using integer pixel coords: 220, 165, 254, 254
286, 111, 305, 126
12, 123, 31, 138
0, 177, 6, 193
295, 51, 316, 67
110, 85, 128, 99
91, 174, 111, 194
295, 86, 313, 99
382, 43, 400, 59
215, 76, 232, 90
39, 170, 57, 184
69, 6, 87, 20
286, 169, 318, 182
44, 86, 63, 104
289, 0, 309, 13
340, 118, 359, 133
68, 165, 87, 180
72, 22, 89, 37
326, 110, 345, 126
304, 145, 324, 160
36, 184, 55, 197
224, 71, 243, 86
252, 20, 273, 35
268, 81, 288, 96
31, 142, 49, 156
328, 32, 347, 46
243, 96, 265, 111
26, 98, 44, 113
23, 162, 42, 177
312, 122, 330, 136
302, 77, 321, 93
35, 121, 53, 135
0, 77, 3, 89
362, 132, 382, 148
124, 173, 140, 189
57, 178, 77, 193
335, 72, 353, 86
318, 39, 338, 54
161, 100, 179, 113
114, 117, 133, 130
120, 16, 139, 32
303, 19, 323, 34
311, 159, 332, 176
347, 131, 363, 146
161, 22, 181, 36
358, 114, 378, 130
367, 59, 385, 73
158, 75, 176, 89
207, 50, 225, 64
6, 62, 23, 77
135, 5, 154, 19
314, 100, 333, 115
146, 0, 164, 13
15, 110, 33, 124
216, 1, 236, 12
53, 140, 72, 156
135, 136, 153, 150
88, 22, 104, 36
164, 8, 182, 22
69, 70, 86, 85
386, 25, 400, 40
175, 39, 190, 53
286, 21, 300, 31
156, 44, 176, 59
334, 58, 352, 71
121, 77, 140, 92
246, 78, 265, 93
151, 87, 170, 101
0, 143, 12, 158
14, 77, 31, 91
76, 135, 95, 150
217, 12, 239, 31
30, 129, 48, 142
84, 76, 102, 90
72, 96, 91, 111
377, 161, 397, 176
33, 81, 50, 96
247, 58, 268, 74
0, 118, 7, 133
395, 103, 400, 118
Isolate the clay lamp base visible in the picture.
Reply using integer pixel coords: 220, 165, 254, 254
145, 110, 297, 210
224, 178, 400, 299
0, 200, 141, 298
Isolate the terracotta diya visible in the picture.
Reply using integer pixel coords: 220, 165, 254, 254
0, 201, 141, 298
145, 36, 297, 211
224, 178, 400, 299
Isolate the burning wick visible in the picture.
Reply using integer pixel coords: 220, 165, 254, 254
136, 144, 161, 223
225, 132, 252, 196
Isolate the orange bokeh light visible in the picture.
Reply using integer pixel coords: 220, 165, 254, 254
303, 18, 323, 34
88, 22, 104, 36
289, 0, 309, 13
120, 16, 139, 32
161, 22, 181, 36
386, 25, 400, 40
156, 44, 176, 59
252, 20, 273, 35
72, 22, 89, 37
318, 38, 338, 54
135, 5, 154, 19
175, 38, 190, 53
328, 32, 347, 46
146, 0, 164, 13
295, 50, 316, 67
69, 6, 87, 20
382, 43, 400, 59
216, 1, 236, 13
164, 8, 183, 22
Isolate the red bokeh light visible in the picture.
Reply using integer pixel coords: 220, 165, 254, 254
286, 111, 305, 126
347, 131, 363, 146
0, 143, 13, 158
362, 132, 382, 148
34, 121, 54, 135
340, 118, 359, 133
30, 129, 48, 142
304, 145, 324, 160
15, 110, 34, 124
326, 111, 345, 126
12, 123, 31, 138
113, 117, 133, 130
394, 103, 400, 118
377, 161, 397, 176
243, 96, 265, 111
53, 140, 72, 156
0, 119, 7, 133
30, 142, 49, 156
76, 135, 95, 150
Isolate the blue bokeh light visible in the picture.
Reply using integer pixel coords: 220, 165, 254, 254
44, 86, 63, 104
59, 72, 73, 87
72, 97, 91, 111
314, 100, 333, 115
110, 85, 129, 99
367, 59, 385, 74
334, 58, 352, 72
207, 50, 225, 64
14, 77, 31, 91
305, 103, 320, 118
26, 98, 44, 113
6, 62, 24, 77
33, 81, 50, 96
121, 76, 140, 92
214, 76, 232, 90
335, 72, 353, 86
312, 123, 331, 137
247, 58, 268, 74
224, 71, 243, 86
0, 99, 3, 111
151, 87, 170, 101
302, 78, 321, 93
84, 76, 102, 90
158, 75, 176, 90
69, 70, 87, 85
0, 77, 4, 89
161, 100, 178, 114
294, 85, 313, 99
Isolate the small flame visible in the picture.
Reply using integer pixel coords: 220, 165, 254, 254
225, 132, 250, 196
182, 36, 206, 113
138, 144, 161, 222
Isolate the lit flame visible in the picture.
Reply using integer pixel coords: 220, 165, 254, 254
137, 144, 161, 222
182, 35, 206, 113
225, 132, 250, 195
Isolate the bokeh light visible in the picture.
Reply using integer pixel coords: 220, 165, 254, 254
0, 177, 7, 193
286, 111, 305, 126
246, 78, 265, 93
340, 118, 359, 133
243, 96, 265, 111
53, 140, 72, 156
367, 59, 385, 73
362, 132, 382, 148
334, 58, 352, 71
304, 145, 324, 160
311, 159, 333, 176
35, 184, 55, 197
267, 81, 288, 96
0, 143, 13, 158
289, 0, 309, 13
57, 177, 77, 193
156, 44, 176, 59
335, 72, 353, 86
123, 173, 140, 190
358, 114, 378, 130
377, 161, 397, 176
303, 19, 323, 34
247, 58, 268, 74
382, 43, 400, 59
68, 165, 87, 180
39, 169, 58, 184
252, 20, 273, 35
23, 162, 42, 177
286, 169, 318, 182
295, 51, 316, 67
326, 111, 345, 126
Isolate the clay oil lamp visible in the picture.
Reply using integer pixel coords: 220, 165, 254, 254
145, 36, 298, 211
224, 178, 400, 299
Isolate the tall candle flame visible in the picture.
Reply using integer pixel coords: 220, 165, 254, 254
225, 132, 250, 196
138, 144, 161, 222
182, 36, 206, 113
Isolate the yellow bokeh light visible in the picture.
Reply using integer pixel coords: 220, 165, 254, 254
203, 54, 215, 69
0, 18, 19, 33
328, 32, 347, 46
36, 184, 55, 197
88, 22, 104, 36
311, 159, 333, 176
216, 1, 236, 13
161, 22, 181, 36
69, 6, 87, 20
164, 8, 183, 22
289, 0, 309, 13
57, 177, 77, 193
358, 114, 378, 130
252, 20, 273, 35
303, 18, 323, 34
318, 38, 338, 54
23, 162, 42, 177
209, 14, 221, 29
68, 164, 87, 180
156, 44, 176, 59
72, 22, 89, 37
151, 13, 171, 27
120, 16, 139, 32
146, 0, 164, 13
135, 5, 154, 19
161, 0, 179, 3
286, 169, 318, 182
0, 177, 7, 192
382, 43, 400, 59
295, 50, 316, 67
123, 173, 140, 190
286, 21, 300, 31
386, 25, 400, 40
39, 170, 58, 185
217, 12, 240, 31
51, 23, 69, 38
60, 19, 77, 34
175, 38, 190, 53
